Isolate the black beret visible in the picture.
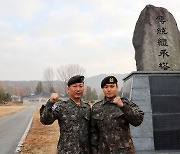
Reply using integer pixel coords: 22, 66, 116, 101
67, 75, 84, 87
101, 76, 118, 88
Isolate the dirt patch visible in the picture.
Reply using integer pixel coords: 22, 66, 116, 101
0, 106, 27, 119
21, 107, 59, 154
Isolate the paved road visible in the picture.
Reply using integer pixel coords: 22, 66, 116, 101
0, 106, 36, 154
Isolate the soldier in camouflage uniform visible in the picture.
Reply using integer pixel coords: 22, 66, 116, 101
40, 75, 91, 154
90, 76, 144, 154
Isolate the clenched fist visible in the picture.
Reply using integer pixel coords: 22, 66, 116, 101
113, 96, 124, 108
50, 93, 59, 104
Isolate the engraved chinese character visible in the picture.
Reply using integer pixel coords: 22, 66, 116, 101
158, 38, 168, 46
158, 49, 170, 58
156, 16, 167, 24
159, 62, 170, 70
157, 27, 168, 34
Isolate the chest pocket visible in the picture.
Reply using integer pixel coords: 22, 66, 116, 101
106, 104, 124, 118
60, 108, 78, 129
95, 107, 126, 130
110, 112, 129, 129
92, 110, 105, 131
92, 109, 104, 120
111, 111, 124, 119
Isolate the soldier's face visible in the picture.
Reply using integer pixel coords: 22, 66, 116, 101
67, 83, 84, 99
103, 83, 118, 99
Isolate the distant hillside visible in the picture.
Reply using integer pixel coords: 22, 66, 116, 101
2, 80, 62, 90
85, 73, 128, 95
1, 73, 128, 96
1, 80, 63, 95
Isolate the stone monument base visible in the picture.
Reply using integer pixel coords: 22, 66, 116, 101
122, 71, 180, 151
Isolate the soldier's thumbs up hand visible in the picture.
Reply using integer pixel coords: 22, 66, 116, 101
113, 96, 124, 108
50, 93, 59, 104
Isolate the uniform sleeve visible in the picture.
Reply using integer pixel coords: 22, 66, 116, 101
120, 97, 144, 127
40, 100, 59, 125
90, 107, 99, 154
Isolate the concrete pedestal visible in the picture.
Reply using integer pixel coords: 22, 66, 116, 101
122, 71, 180, 151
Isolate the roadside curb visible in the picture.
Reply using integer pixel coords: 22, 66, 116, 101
15, 114, 34, 153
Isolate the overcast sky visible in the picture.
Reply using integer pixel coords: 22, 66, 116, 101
1, 0, 180, 81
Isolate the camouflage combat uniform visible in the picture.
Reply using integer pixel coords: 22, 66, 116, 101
90, 97, 144, 154
40, 99, 91, 154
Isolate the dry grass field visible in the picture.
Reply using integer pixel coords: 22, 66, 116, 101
0, 103, 27, 119
21, 107, 59, 154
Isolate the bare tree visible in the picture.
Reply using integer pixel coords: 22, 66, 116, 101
56, 64, 85, 95
43, 67, 55, 93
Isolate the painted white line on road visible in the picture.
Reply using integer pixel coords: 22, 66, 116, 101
15, 115, 34, 153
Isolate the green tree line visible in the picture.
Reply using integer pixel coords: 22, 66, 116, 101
0, 87, 11, 104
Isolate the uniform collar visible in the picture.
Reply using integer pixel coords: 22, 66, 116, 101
102, 96, 116, 105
